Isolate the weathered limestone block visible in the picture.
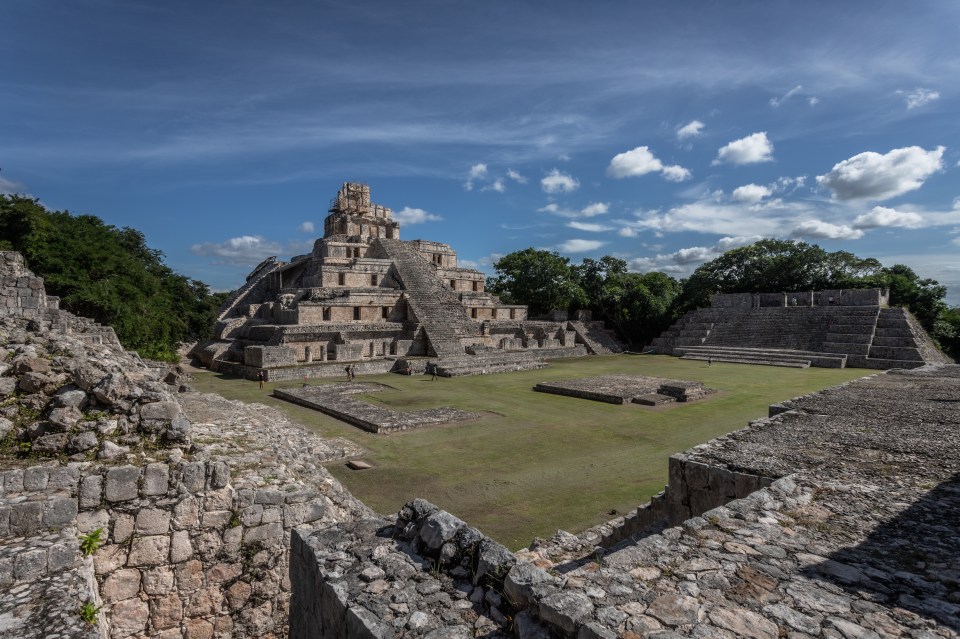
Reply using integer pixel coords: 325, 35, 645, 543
183, 617, 214, 639
420, 510, 465, 551
141, 462, 169, 496
42, 496, 78, 528
244, 522, 283, 544
14, 548, 47, 580
169, 530, 193, 563
94, 544, 128, 575
109, 597, 149, 638
105, 465, 141, 502
102, 568, 142, 603
176, 559, 204, 592
142, 566, 175, 595
540, 591, 595, 634
150, 593, 183, 630
10, 501, 43, 536
134, 508, 170, 535
23, 467, 48, 491
113, 513, 135, 544
185, 584, 224, 617
504, 561, 558, 609
173, 496, 200, 529
127, 534, 170, 567
179, 461, 206, 492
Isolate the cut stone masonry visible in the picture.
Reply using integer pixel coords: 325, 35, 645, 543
194, 183, 625, 381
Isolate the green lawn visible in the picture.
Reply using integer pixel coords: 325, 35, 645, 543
189, 355, 868, 549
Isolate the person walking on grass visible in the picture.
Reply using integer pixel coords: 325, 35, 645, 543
257, 370, 265, 390
708, 356, 713, 367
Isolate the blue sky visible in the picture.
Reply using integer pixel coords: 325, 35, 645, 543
3, 0, 959, 303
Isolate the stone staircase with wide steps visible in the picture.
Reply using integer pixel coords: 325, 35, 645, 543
567, 320, 626, 354
375, 238, 477, 358
650, 303, 949, 370
674, 345, 848, 368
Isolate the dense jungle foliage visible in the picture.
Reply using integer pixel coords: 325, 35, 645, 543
486, 239, 960, 359
0, 195, 229, 361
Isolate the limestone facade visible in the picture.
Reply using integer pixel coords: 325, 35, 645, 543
197, 183, 623, 378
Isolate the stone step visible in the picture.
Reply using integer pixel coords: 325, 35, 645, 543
680, 354, 810, 368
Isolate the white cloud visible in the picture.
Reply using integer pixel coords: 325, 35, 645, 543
464, 163, 489, 190
541, 169, 580, 193
791, 220, 864, 240
714, 132, 774, 165
506, 169, 527, 184
567, 221, 612, 232
394, 206, 442, 225
607, 146, 691, 181
191, 235, 284, 266
816, 146, 944, 201
627, 235, 765, 276
0, 175, 27, 195
808, 97, 820, 107
661, 165, 692, 182
557, 239, 605, 253
483, 178, 506, 193
618, 227, 638, 238
731, 184, 772, 203
580, 202, 609, 217
769, 85, 803, 108
901, 88, 940, 110
538, 203, 559, 213
299, 221, 315, 233
676, 120, 704, 140
852, 206, 924, 229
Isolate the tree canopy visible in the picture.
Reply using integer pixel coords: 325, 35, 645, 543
0, 195, 227, 360
485, 249, 586, 316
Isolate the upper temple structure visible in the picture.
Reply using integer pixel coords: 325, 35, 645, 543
195, 183, 623, 379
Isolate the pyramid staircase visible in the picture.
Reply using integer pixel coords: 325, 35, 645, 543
376, 238, 476, 358
567, 321, 627, 354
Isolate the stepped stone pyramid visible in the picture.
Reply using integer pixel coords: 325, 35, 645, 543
196, 183, 624, 379
649, 289, 952, 369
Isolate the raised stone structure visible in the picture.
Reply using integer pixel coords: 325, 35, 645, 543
650, 289, 952, 369
534, 375, 715, 405
291, 364, 960, 639
196, 183, 623, 380
3, 248, 958, 639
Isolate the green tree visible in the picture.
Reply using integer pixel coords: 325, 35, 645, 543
486, 248, 586, 316
0, 195, 224, 360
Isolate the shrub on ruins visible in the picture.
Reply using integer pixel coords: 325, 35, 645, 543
0, 194, 227, 360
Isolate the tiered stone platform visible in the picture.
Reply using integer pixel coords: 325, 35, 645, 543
274, 383, 482, 433
534, 375, 715, 405
675, 346, 847, 368
291, 364, 960, 639
650, 290, 952, 369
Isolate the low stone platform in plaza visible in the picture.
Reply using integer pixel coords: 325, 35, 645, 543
273, 383, 483, 434
534, 374, 715, 405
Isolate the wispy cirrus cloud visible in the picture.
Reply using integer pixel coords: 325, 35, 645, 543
899, 87, 940, 110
